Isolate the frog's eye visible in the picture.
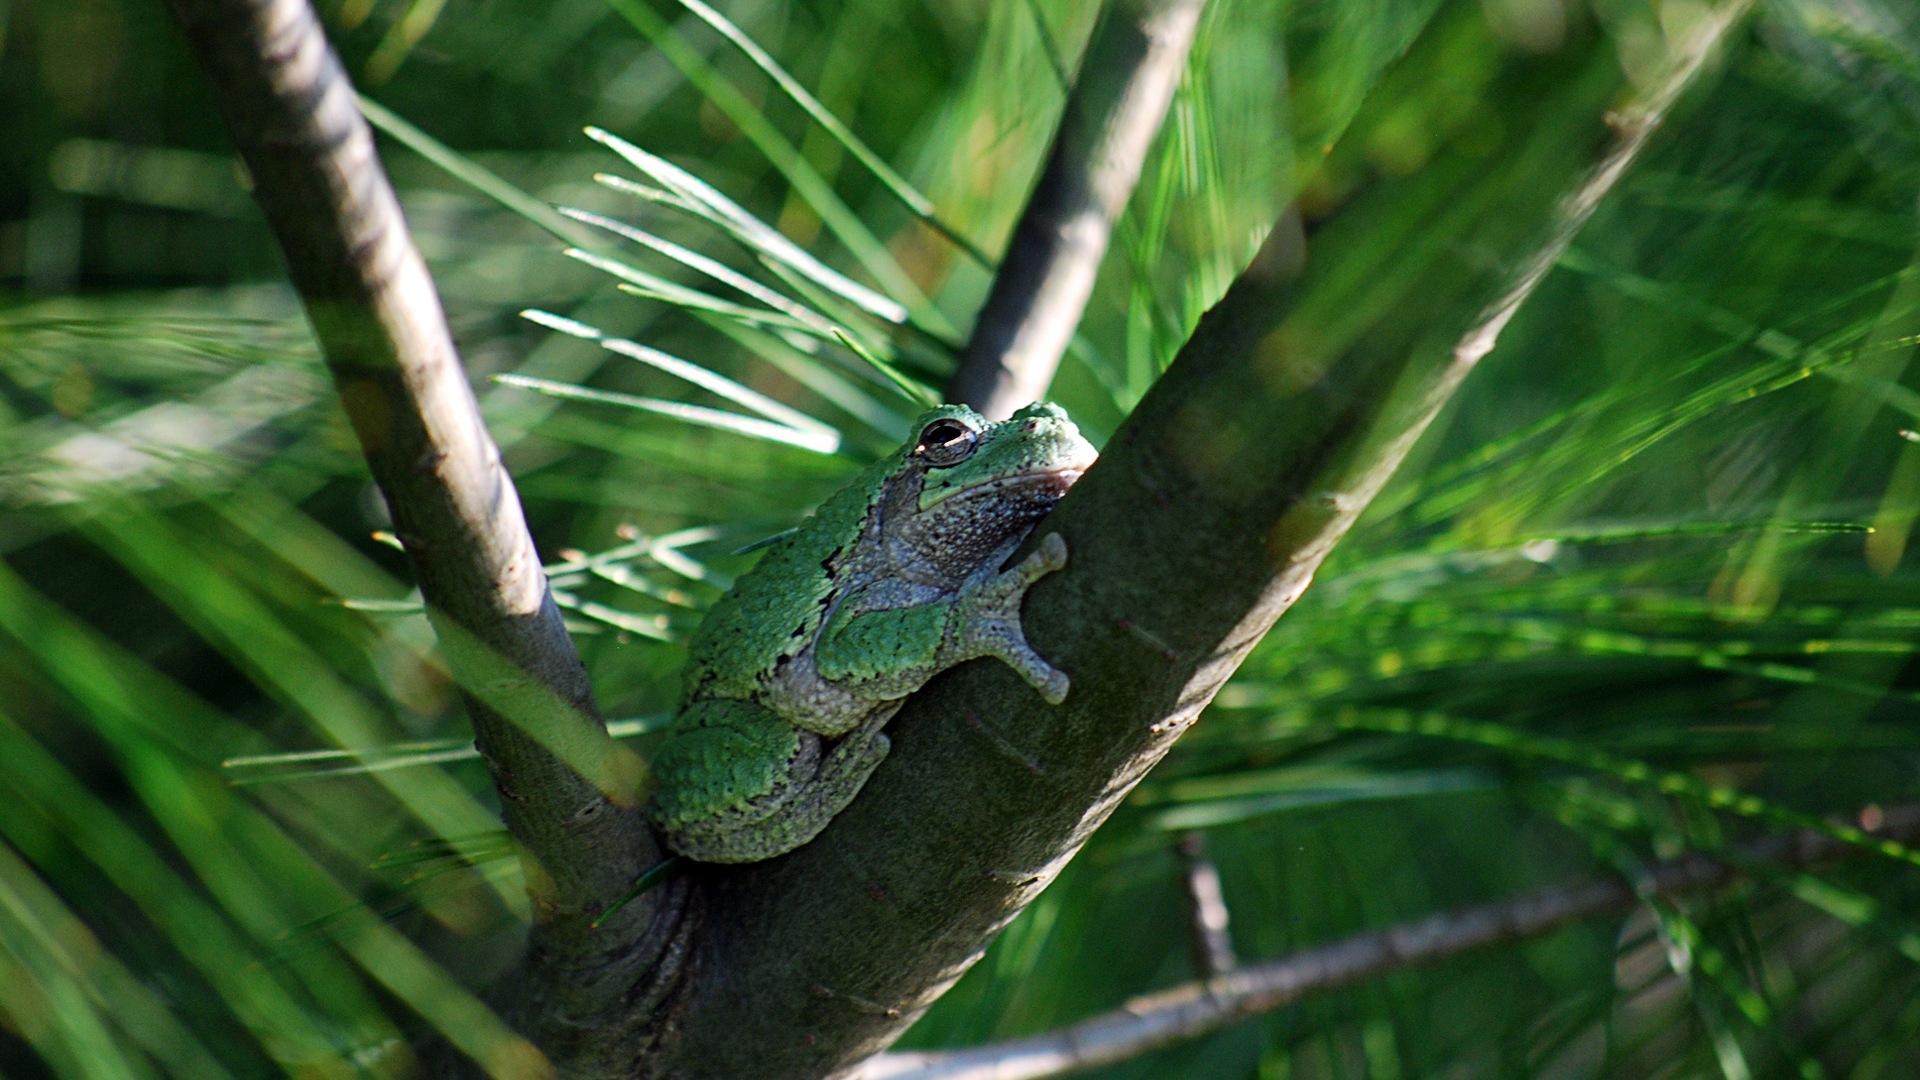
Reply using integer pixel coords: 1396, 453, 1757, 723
915, 417, 979, 467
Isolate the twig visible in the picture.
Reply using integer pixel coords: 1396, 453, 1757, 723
161, 0, 674, 1064
868, 804, 1920, 1080
947, 0, 1209, 419
1177, 832, 1236, 978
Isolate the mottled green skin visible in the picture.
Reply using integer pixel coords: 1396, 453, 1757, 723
674, 451, 882, 708
649, 403, 1097, 862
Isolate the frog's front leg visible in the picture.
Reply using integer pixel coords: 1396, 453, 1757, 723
947, 532, 1071, 703
813, 533, 1072, 706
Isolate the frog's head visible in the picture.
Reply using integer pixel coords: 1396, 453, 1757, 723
887, 402, 1097, 567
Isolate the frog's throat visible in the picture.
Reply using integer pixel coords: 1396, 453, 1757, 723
917, 465, 1089, 512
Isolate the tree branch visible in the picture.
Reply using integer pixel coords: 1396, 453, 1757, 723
646, 3, 1749, 1077
869, 804, 1920, 1080
946, 0, 1209, 420
160, 0, 678, 1069
1177, 832, 1236, 979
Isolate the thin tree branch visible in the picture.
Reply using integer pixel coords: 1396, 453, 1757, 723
1177, 832, 1236, 978
160, 0, 678, 1069
869, 804, 1920, 1080
646, 4, 1750, 1078
947, 0, 1209, 419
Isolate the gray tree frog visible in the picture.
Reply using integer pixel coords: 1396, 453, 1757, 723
647, 402, 1098, 863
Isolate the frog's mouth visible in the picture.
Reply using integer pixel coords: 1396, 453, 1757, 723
921, 464, 1090, 511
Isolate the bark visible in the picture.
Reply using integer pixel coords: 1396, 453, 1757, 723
947, 0, 1210, 420
161, 1, 682, 1073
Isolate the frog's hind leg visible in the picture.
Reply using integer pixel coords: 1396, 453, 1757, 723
672, 708, 894, 863
949, 532, 1071, 703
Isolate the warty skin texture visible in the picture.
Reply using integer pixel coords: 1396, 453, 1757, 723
649, 403, 1097, 862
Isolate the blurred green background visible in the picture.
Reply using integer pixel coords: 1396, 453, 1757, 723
5, 0, 1920, 1077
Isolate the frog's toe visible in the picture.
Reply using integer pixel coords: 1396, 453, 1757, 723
995, 636, 1070, 703
986, 533, 1067, 602
1037, 668, 1070, 705
1016, 533, 1067, 580
1035, 531, 1067, 568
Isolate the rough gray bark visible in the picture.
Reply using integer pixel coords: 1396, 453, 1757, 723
869, 802, 1920, 1080
161, 0, 682, 1071
947, 0, 1209, 420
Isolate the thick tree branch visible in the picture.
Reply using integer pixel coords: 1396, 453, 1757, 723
161, 0, 678, 1069
647, 4, 1748, 1077
946, 0, 1208, 420
869, 804, 1920, 1080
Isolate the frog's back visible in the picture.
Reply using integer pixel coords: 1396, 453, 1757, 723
681, 463, 887, 702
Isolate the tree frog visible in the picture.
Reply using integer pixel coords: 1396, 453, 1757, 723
647, 402, 1098, 863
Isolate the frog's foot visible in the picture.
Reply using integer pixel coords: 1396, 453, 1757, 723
957, 533, 1071, 704
666, 715, 892, 863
